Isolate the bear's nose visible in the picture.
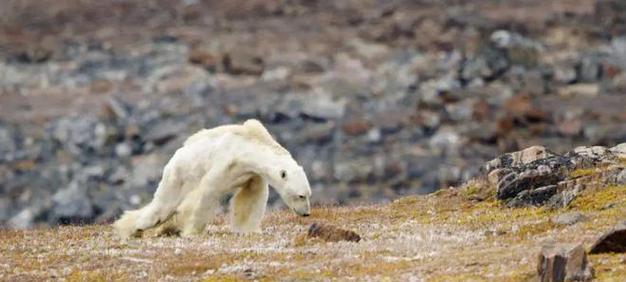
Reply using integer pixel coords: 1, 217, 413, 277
302, 213, 310, 217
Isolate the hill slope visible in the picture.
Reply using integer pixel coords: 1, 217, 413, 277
3, 184, 626, 281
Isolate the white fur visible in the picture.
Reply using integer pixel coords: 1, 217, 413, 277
113, 119, 312, 239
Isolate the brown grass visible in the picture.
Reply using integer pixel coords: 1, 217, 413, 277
2, 185, 626, 281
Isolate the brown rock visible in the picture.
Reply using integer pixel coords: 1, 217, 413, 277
188, 48, 218, 72
341, 119, 370, 136
90, 79, 114, 94
222, 52, 264, 76
504, 95, 547, 122
590, 223, 626, 254
307, 223, 361, 243
538, 243, 593, 282
558, 119, 582, 137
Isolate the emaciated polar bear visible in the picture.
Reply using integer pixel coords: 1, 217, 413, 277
113, 119, 311, 239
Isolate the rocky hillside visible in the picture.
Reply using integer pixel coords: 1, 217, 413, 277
2, 143, 626, 281
1, 0, 626, 228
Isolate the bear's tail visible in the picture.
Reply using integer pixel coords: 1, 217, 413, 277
113, 209, 143, 239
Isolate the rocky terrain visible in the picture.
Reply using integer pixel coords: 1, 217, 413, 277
2, 142, 626, 281
1, 0, 626, 228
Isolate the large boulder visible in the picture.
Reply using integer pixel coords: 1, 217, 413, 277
537, 243, 593, 282
482, 143, 626, 207
590, 222, 626, 254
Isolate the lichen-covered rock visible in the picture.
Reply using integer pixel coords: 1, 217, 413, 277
483, 145, 556, 173
537, 243, 593, 282
481, 144, 626, 207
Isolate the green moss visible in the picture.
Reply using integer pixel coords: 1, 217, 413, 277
66, 270, 108, 282
202, 274, 243, 282
459, 179, 495, 201
569, 185, 626, 211
569, 168, 596, 179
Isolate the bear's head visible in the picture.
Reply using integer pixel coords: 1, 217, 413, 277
267, 159, 311, 217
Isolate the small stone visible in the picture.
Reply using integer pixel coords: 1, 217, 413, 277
222, 51, 264, 76
342, 119, 370, 136
188, 48, 218, 72
557, 119, 582, 137
142, 119, 187, 146
307, 223, 361, 243
538, 243, 593, 282
103, 96, 130, 121
590, 223, 626, 254
298, 122, 335, 144
174, 248, 182, 256
559, 84, 600, 97
115, 143, 132, 158
552, 212, 585, 226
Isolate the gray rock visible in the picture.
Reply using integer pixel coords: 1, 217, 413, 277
579, 54, 602, 82
334, 158, 374, 182
552, 212, 585, 226
617, 169, 626, 185
301, 94, 347, 120
507, 184, 557, 207
222, 51, 264, 76
129, 154, 167, 189
51, 180, 94, 223
104, 96, 131, 121
49, 116, 110, 154
0, 125, 17, 162
115, 142, 133, 158
572, 146, 611, 161
8, 208, 35, 229
538, 243, 593, 282
552, 60, 578, 84
429, 127, 462, 156
142, 119, 188, 146
297, 122, 335, 144
610, 143, 626, 158
490, 30, 540, 67
484, 146, 557, 173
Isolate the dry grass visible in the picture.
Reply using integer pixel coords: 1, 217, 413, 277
2, 185, 626, 281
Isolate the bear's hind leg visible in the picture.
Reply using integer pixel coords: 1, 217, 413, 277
230, 176, 269, 234
135, 168, 185, 231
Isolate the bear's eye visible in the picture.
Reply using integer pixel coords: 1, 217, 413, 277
298, 195, 306, 199
280, 170, 287, 179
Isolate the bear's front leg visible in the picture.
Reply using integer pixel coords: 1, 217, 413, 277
180, 173, 222, 237
230, 176, 269, 234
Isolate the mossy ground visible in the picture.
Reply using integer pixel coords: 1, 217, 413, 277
2, 185, 626, 281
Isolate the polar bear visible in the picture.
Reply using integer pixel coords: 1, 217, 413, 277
113, 119, 312, 239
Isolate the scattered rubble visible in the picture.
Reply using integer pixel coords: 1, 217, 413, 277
1, 0, 626, 227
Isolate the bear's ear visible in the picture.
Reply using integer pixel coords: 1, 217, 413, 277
243, 119, 275, 143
